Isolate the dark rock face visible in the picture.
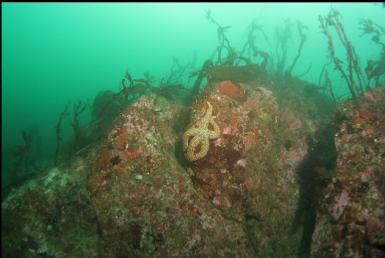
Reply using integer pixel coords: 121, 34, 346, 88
311, 86, 385, 258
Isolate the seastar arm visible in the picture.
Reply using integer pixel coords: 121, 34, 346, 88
200, 101, 213, 126
187, 136, 209, 161
208, 118, 221, 139
183, 128, 197, 151
182, 101, 219, 161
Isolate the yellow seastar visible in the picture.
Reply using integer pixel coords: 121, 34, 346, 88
183, 101, 220, 161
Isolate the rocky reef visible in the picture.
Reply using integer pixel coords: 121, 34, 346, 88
4, 68, 384, 258
311, 85, 385, 258
2, 159, 99, 257
85, 67, 321, 257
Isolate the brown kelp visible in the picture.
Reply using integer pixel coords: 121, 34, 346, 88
319, 9, 366, 99
275, 19, 292, 74
238, 20, 270, 68
54, 104, 69, 166
286, 21, 308, 76
359, 18, 385, 87
71, 100, 88, 151
272, 19, 310, 78
3, 128, 42, 199
205, 9, 235, 65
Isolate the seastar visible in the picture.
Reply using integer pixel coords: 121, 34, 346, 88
183, 101, 220, 161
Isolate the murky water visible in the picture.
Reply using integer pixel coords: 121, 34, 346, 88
2, 3, 384, 258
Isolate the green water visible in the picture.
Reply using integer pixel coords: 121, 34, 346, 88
2, 3, 384, 188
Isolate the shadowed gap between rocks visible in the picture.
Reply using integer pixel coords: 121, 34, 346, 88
290, 125, 337, 258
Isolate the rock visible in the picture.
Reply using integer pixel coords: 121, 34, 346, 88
186, 79, 309, 256
311, 86, 385, 258
2, 68, 337, 257
88, 73, 328, 257
88, 94, 250, 257
2, 159, 99, 258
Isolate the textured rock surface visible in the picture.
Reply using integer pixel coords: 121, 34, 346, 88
188, 80, 307, 256
2, 159, 99, 258
87, 73, 328, 257
88, 94, 251, 257
311, 86, 385, 258
2, 68, 339, 257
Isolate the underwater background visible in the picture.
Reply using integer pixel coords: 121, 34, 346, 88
2, 3, 384, 188
2, 3, 384, 187
2, 3, 385, 258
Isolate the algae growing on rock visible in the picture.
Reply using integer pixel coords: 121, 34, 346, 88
2, 3, 385, 258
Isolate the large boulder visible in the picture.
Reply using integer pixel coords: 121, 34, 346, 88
88, 94, 251, 257
88, 70, 331, 257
